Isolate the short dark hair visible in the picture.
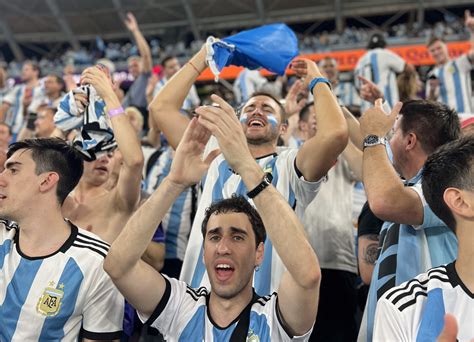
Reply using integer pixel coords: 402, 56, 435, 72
7, 138, 84, 205
427, 36, 446, 48
299, 102, 314, 122
422, 137, 474, 231
201, 195, 266, 247
399, 100, 460, 155
367, 32, 386, 49
247, 91, 287, 123
161, 55, 177, 67
48, 74, 66, 93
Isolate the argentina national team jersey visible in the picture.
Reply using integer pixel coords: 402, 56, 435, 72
358, 173, 458, 342
179, 147, 321, 296
334, 81, 362, 108
373, 262, 474, 341
3, 84, 43, 136
0, 222, 124, 341
427, 55, 473, 114
144, 146, 195, 261
153, 77, 200, 110
354, 48, 405, 112
139, 275, 313, 341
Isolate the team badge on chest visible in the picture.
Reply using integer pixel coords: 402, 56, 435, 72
37, 281, 64, 316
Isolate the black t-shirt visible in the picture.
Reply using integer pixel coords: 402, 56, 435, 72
358, 201, 384, 237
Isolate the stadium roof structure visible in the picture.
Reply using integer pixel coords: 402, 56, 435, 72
0, 0, 472, 61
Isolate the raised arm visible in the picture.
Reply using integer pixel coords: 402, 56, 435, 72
465, 10, 474, 60
195, 94, 321, 337
104, 118, 220, 316
280, 79, 307, 145
124, 12, 152, 73
81, 66, 144, 212
359, 99, 424, 225
149, 47, 207, 149
291, 59, 348, 182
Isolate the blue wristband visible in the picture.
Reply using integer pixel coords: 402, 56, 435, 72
308, 77, 332, 94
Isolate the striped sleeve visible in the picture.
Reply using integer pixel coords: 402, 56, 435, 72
373, 296, 411, 341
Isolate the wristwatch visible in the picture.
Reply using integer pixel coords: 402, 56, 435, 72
247, 172, 273, 199
363, 135, 387, 150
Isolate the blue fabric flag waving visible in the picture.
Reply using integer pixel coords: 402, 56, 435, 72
206, 23, 298, 81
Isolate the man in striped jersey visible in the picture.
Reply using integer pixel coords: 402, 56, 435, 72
354, 33, 411, 112
319, 56, 362, 108
0, 61, 42, 141
149, 44, 348, 295
0, 138, 123, 341
152, 55, 200, 110
374, 137, 474, 341
358, 99, 460, 342
105, 113, 321, 341
426, 11, 474, 114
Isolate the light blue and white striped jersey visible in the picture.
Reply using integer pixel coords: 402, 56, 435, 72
0, 223, 124, 341
358, 174, 458, 342
180, 148, 321, 296
153, 77, 200, 110
233, 69, 268, 104
374, 263, 474, 341
354, 48, 406, 111
144, 146, 196, 261
287, 135, 304, 149
139, 275, 313, 341
3, 84, 44, 135
334, 81, 362, 107
427, 55, 473, 114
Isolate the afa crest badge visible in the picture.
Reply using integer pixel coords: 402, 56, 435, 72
37, 282, 64, 316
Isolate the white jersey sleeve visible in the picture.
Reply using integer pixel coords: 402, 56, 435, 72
383, 50, 405, 73
456, 54, 473, 74
81, 264, 124, 338
283, 148, 322, 207
373, 297, 412, 342
138, 275, 189, 333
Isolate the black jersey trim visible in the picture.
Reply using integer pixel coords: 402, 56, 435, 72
72, 243, 107, 258
75, 236, 110, 253
15, 221, 78, 260
186, 285, 208, 301
398, 291, 428, 312
207, 290, 260, 330
80, 328, 123, 340
145, 274, 171, 325
447, 262, 474, 299
77, 231, 110, 248
275, 294, 297, 339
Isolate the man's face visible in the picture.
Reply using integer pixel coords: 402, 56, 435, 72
320, 59, 338, 83
203, 212, 263, 300
44, 75, 62, 98
81, 151, 115, 187
428, 41, 449, 65
0, 124, 11, 146
128, 59, 141, 79
21, 64, 37, 82
240, 95, 283, 146
0, 149, 42, 221
34, 109, 55, 138
164, 58, 181, 79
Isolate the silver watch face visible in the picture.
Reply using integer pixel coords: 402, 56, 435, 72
364, 135, 385, 148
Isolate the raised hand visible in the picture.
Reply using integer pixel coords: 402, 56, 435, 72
358, 75, 384, 104
80, 66, 115, 101
359, 99, 402, 137
284, 79, 308, 118
194, 94, 254, 173
168, 117, 220, 187
465, 10, 474, 32
124, 12, 138, 32
290, 58, 324, 88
